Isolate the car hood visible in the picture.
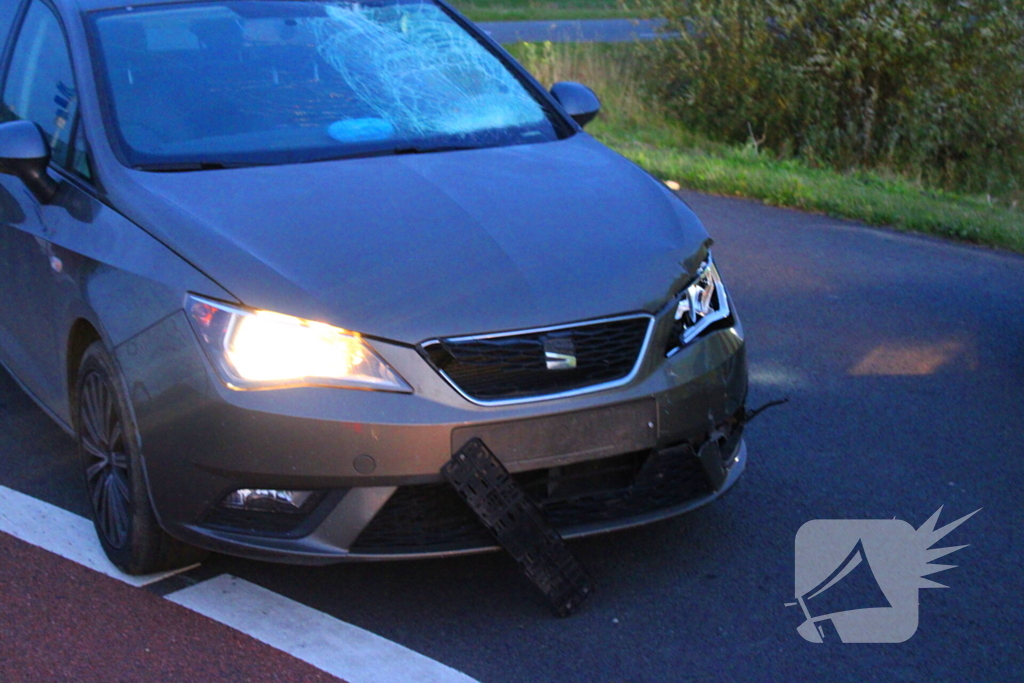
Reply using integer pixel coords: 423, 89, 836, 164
112, 134, 710, 343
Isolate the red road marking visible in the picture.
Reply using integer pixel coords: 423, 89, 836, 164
0, 532, 344, 683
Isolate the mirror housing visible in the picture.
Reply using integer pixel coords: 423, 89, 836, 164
550, 82, 601, 128
0, 121, 59, 203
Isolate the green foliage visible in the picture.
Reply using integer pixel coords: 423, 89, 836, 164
509, 41, 653, 130
508, 41, 1024, 252
642, 0, 1024, 198
450, 0, 638, 22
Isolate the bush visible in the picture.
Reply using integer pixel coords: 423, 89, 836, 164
510, 41, 653, 126
642, 0, 1024, 198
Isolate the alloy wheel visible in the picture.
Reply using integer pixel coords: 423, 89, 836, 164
79, 370, 131, 549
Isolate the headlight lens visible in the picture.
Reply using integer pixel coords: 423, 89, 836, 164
667, 255, 732, 355
186, 295, 410, 392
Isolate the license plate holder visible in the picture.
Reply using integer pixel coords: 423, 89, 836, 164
451, 399, 657, 469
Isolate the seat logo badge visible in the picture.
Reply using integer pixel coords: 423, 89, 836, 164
543, 335, 577, 370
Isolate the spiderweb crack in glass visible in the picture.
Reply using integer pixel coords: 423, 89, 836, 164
306, 4, 546, 137
92, 1, 559, 166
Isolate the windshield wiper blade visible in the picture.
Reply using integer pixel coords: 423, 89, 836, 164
133, 161, 255, 172
393, 145, 476, 155
136, 145, 482, 171
301, 145, 477, 164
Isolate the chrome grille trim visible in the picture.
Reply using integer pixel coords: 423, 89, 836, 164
421, 313, 655, 407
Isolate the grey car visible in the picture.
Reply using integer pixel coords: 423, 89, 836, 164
0, 0, 748, 574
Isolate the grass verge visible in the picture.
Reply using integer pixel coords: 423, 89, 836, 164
507, 42, 1024, 253
451, 0, 640, 22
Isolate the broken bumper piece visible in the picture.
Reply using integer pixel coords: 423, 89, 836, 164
443, 438, 594, 617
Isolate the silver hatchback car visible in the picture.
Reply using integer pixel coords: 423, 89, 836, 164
0, 0, 747, 576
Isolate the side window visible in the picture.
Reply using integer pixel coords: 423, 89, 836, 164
0, 0, 22, 55
70, 121, 91, 180
1, 1, 77, 168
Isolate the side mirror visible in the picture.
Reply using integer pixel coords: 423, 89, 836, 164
0, 121, 59, 203
550, 82, 601, 128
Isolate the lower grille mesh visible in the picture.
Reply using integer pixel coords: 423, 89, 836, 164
351, 443, 716, 553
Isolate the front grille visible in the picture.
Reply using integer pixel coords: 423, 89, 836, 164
422, 315, 652, 403
351, 443, 716, 553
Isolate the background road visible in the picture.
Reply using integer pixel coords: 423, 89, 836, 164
2, 189, 1022, 681
476, 18, 668, 43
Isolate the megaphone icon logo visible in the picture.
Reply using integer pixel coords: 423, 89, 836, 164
788, 507, 978, 643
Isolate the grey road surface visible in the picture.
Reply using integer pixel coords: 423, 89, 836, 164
2, 190, 1021, 681
477, 18, 668, 43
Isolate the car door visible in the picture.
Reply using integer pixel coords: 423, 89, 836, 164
0, 0, 30, 379
0, 0, 83, 410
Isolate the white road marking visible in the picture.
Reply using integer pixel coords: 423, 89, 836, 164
0, 484, 194, 587
0, 484, 481, 683
167, 574, 479, 683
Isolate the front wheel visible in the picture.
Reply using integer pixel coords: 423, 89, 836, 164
76, 341, 207, 574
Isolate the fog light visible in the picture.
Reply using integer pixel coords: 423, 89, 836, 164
221, 489, 314, 513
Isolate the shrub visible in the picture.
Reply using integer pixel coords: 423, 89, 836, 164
641, 0, 1024, 198
510, 41, 653, 127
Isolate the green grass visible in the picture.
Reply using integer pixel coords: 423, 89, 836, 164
605, 135, 1024, 252
507, 42, 1024, 253
450, 0, 640, 22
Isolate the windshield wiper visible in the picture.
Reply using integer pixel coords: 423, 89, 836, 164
299, 145, 479, 165
132, 161, 257, 172
392, 145, 477, 155
136, 145, 480, 171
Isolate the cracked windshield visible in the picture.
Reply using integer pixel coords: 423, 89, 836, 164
91, 0, 565, 169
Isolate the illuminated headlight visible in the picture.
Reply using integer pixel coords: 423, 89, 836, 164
668, 255, 732, 354
187, 295, 411, 392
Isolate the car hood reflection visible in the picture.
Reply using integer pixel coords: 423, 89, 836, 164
117, 135, 709, 343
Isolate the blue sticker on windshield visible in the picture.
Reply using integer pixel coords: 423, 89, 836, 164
327, 118, 395, 143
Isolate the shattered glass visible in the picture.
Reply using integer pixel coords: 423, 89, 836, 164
307, 3, 547, 138
91, 0, 563, 168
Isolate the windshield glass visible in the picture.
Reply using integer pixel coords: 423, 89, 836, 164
90, 0, 568, 168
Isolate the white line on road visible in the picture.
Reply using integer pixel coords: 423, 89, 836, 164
0, 484, 481, 683
168, 574, 479, 683
0, 484, 194, 587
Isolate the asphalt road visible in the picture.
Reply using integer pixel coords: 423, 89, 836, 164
476, 18, 669, 43
2, 189, 1022, 681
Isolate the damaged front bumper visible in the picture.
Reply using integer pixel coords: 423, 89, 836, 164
127, 308, 748, 564
175, 427, 746, 564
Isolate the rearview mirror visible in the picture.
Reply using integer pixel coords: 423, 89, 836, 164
0, 121, 59, 203
550, 82, 601, 128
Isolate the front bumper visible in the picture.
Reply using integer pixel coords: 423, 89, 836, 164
117, 309, 748, 563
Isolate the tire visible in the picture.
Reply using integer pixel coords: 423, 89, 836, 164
75, 341, 207, 574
